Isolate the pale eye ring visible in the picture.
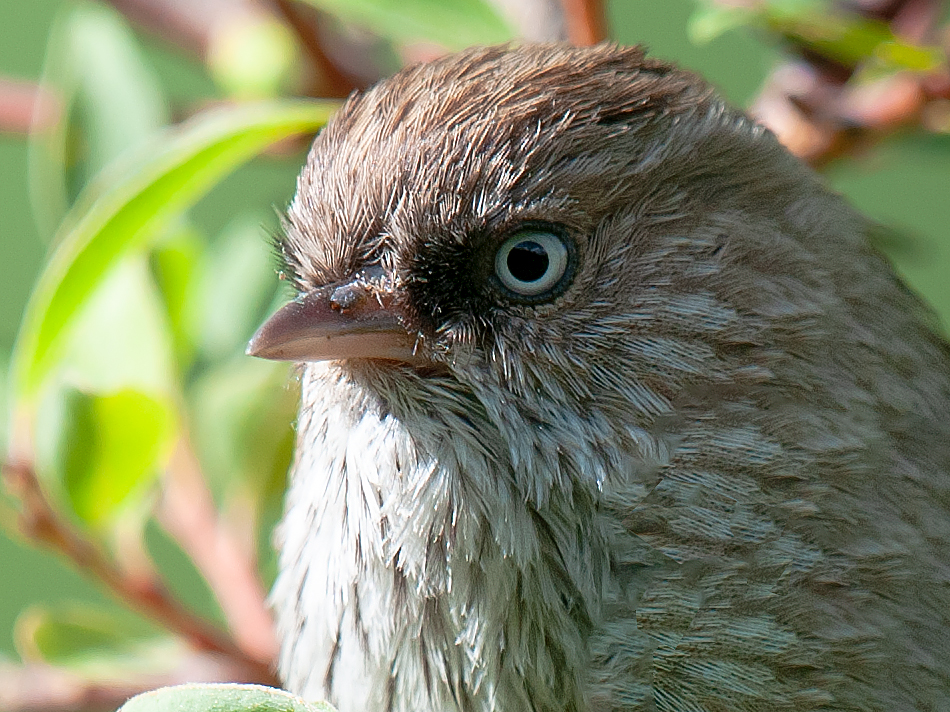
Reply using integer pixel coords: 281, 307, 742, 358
494, 230, 571, 299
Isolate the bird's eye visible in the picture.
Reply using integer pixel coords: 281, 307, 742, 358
494, 229, 572, 300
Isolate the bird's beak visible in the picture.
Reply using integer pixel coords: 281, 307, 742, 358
246, 279, 421, 363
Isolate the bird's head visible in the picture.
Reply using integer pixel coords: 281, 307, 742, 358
250, 43, 833, 494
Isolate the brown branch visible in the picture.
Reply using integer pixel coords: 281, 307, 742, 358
100, 0, 253, 57
156, 438, 279, 666
560, 0, 608, 46
269, 0, 359, 97
0, 661, 145, 712
0, 654, 263, 712
0, 458, 279, 687
103, 0, 367, 100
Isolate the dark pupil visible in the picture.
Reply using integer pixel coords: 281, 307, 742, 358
507, 241, 549, 282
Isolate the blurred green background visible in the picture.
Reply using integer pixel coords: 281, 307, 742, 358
1, 0, 310, 658
2, 0, 949, 662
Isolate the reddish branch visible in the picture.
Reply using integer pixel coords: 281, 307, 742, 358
157, 439, 279, 666
0, 458, 279, 688
0, 653, 260, 712
560, 0, 608, 45
269, 0, 360, 97
102, 0, 361, 100
0, 661, 147, 712
101, 0, 252, 57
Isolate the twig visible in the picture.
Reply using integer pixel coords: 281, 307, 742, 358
0, 660, 143, 712
104, 0, 364, 99
101, 0, 252, 56
560, 0, 607, 46
0, 458, 279, 687
156, 438, 279, 666
269, 0, 359, 97
0, 654, 261, 712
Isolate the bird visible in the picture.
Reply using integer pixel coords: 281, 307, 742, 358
248, 43, 950, 712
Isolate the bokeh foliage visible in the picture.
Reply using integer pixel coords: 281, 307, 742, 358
1, 0, 949, 710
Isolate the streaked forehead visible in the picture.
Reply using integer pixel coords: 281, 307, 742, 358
283, 44, 704, 285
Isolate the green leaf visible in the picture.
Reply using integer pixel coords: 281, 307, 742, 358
27, 2, 169, 240
760, 3, 943, 71
762, 0, 823, 16
298, 0, 512, 50
0, 356, 8, 463
191, 357, 296, 500
61, 255, 178, 395
208, 15, 301, 98
30, 255, 178, 528
27, 9, 76, 240
872, 41, 943, 73
687, 5, 756, 45
119, 684, 337, 712
54, 388, 175, 526
70, 1, 169, 175
11, 99, 338, 403
150, 224, 206, 367
15, 603, 179, 678
192, 215, 279, 360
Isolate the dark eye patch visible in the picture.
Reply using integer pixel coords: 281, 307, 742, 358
401, 234, 496, 336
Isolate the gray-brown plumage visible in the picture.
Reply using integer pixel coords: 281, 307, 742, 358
249, 44, 950, 711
